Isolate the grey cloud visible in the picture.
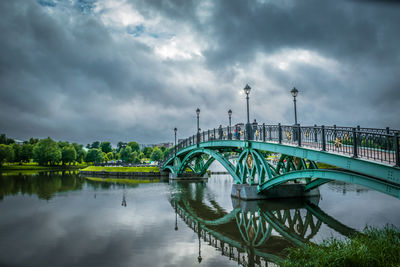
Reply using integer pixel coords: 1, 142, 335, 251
0, 0, 399, 146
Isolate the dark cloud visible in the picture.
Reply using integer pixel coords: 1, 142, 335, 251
0, 0, 399, 145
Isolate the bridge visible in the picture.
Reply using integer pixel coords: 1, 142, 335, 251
162, 124, 400, 199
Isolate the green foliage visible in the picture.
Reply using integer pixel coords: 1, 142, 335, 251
150, 147, 163, 161
33, 138, 62, 165
129, 151, 139, 163
72, 143, 86, 163
282, 226, 400, 267
20, 143, 33, 162
120, 146, 132, 162
29, 137, 39, 145
117, 141, 126, 152
139, 152, 145, 159
100, 142, 112, 153
106, 152, 114, 161
0, 144, 14, 166
85, 148, 104, 163
143, 146, 153, 158
91, 141, 100, 149
128, 141, 140, 153
0, 133, 15, 145
62, 145, 77, 164
11, 143, 21, 162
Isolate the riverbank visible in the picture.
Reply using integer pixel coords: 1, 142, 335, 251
281, 226, 400, 266
80, 166, 168, 177
0, 163, 88, 171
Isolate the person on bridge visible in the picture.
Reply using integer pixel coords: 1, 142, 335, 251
218, 125, 223, 140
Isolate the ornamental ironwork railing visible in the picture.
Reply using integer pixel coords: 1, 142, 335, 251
167, 124, 400, 167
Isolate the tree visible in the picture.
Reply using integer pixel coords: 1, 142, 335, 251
0, 134, 7, 145
29, 137, 39, 145
72, 143, 86, 163
120, 146, 132, 162
0, 144, 14, 166
0, 134, 15, 145
117, 141, 126, 152
106, 152, 113, 161
20, 143, 33, 162
62, 145, 76, 165
143, 146, 153, 158
91, 141, 100, 149
128, 142, 140, 153
33, 138, 62, 165
150, 147, 163, 161
85, 148, 104, 163
95, 150, 105, 163
100, 142, 112, 153
57, 141, 70, 150
129, 151, 138, 163
11, 143, 21, 162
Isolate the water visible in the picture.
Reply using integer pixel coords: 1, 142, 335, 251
0, 171, 399, 267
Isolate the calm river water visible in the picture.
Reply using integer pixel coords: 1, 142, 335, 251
0, 170, 399, 267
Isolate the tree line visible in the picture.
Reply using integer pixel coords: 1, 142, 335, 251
0, 133, 170, 166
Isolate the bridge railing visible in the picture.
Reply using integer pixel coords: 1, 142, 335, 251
165, 124, 400, 167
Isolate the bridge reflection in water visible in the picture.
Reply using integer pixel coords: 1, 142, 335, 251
170, 181, 356, 266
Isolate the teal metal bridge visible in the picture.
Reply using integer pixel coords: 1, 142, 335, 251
163, 124, 400, 198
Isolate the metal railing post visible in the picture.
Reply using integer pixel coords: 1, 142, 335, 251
386, 127, 391, 151
333, 124, 337, 139
298, 124, 301, 147
395, 132, 400, 167
322, 125, 326, 151
278, 123, 282, 144
263, 123, 266, 142
269, 126, 272, 141
314, 124, 318, 143
353, 127, 358, 158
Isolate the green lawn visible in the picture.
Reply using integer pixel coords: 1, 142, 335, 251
0, 162, 88, 171
281, 226, 400, 267
81, 166, 160, 172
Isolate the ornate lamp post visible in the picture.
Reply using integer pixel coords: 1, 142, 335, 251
291, 87, 299, 125
174, 127, 177, 157
196, 108, 200, 144
228, 109, 232, 139
243, 84, 252, 140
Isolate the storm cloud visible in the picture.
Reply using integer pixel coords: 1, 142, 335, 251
0, 0, 399, 145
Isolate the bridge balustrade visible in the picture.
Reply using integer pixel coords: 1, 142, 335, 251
166, 124, 400, 167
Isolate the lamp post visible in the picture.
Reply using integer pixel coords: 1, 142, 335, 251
174, 127, 177, 157
196, 108, 200, 144
291, 87, 299, 125
243, 84, 252, 140
228, 109, 232, 139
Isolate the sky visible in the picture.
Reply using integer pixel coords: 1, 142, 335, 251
0, 0, 399, 145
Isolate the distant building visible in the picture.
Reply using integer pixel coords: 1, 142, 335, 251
140, 142, 173, 149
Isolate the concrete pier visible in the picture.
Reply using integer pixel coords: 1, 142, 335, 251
231, 183, 320, 200
169, 172, 209, 181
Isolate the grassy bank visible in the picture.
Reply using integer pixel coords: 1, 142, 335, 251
0, 162, 88, 171
81, 166, 160, 173
281, 226, 400, 267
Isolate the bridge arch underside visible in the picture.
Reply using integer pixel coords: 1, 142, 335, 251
162, 140, 400, 198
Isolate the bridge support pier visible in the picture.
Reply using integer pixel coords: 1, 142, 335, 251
231, 184, 320, 200
169, 172, 209, 181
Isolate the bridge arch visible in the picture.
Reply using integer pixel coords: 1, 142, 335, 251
177, 148, 242, 184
